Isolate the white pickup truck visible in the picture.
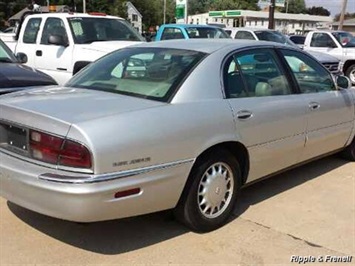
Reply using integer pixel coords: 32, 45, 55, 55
303, 30, 355, 84
1, 12, 145, 85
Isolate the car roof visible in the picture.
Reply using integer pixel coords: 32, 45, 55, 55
26, 12, 125, 20
307, 30, 349, 34
234, 28, 277, 32
162, 24, 221, 29
129, 39, 285, 54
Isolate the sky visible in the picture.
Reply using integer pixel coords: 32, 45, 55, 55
305, 0, 355, 16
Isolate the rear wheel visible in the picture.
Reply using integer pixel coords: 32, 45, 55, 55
174, 149, 241, 232
341, 137, 355, 161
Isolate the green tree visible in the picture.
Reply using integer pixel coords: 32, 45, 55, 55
306, 6, 330, 16
129, 0, 164, 30
0, 0, 28, 23
109, 0, 127, 19
188, 0, 213, 15
86, 0, 112, 13
211, 0, 259, 11
281, 0, 306, 14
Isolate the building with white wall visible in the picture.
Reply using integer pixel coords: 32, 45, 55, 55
187, 10, 332, 35
126, 1, 143, 34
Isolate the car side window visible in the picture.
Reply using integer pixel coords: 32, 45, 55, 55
235, 31, 255, 40
23, 18, 42, 44
224, 49, 292, 98
40, 18, 68, 45
280, 49, 335, 93
161, 28, 184, 40
310, 33, 337, 48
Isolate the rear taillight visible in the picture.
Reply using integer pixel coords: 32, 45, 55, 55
29, 130, 92, 169
58, 140, 92, 168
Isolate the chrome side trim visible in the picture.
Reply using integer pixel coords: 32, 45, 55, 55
39, 158, 195, 184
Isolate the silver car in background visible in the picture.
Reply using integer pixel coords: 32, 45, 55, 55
0, 39, 354, 232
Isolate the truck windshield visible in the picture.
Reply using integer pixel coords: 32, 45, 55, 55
66, 47, 206, 102
67, 17, 145, 44
332, 32, 355, 47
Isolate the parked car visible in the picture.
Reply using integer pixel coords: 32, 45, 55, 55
226, 28, 342, 76
155, 24, 230, 41
0, 38, 57, 94
0, 39, 354, 232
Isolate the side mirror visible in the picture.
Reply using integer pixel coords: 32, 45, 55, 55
48, 35, 68, 47
16, 52, 28, 63
336, 75, 351, 89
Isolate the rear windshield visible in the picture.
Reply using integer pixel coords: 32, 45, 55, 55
290, 36, 305, 45
66, 47, 206, 102
186, 27, 230, 39
255, 31, 295, 46
67, 17, 144, 44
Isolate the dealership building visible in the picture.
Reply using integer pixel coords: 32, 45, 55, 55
187, 10, 332, 35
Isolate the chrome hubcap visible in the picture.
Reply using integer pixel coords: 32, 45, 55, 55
197, 162, 234, 219
349, 69, 355, 84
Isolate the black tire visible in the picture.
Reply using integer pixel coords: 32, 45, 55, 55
341, 137, 355, 161
345, 64, 355, 85
174, 149, 241, 232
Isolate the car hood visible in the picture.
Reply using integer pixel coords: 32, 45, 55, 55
0, 63, 57, 89
0, 86, 166, 124
80, 41, 143, 53
306, 50, 340, 63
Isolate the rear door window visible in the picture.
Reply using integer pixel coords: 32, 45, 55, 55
224, 48, 292, 98
23, 18, 42, 44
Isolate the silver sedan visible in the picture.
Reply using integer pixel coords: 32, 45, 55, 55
1, 39, 354, 232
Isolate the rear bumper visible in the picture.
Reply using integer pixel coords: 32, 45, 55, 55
0, 152, 193, 222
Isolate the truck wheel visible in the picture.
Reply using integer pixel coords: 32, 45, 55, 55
345, 64, 355, 85
174, 149, 241, 232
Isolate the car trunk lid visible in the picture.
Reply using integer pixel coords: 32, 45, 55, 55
0, 86, 166, 126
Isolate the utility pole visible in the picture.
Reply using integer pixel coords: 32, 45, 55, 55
339, 0, 348, 30
83, 0, 86, 13
163, 0, 166, 24
268, 0, 275, 29
286, 0, 289, 14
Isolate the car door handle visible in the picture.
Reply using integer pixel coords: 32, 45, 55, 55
36, 50, 42, 56
236, 110, 253, 120
309, 102, 320, 110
